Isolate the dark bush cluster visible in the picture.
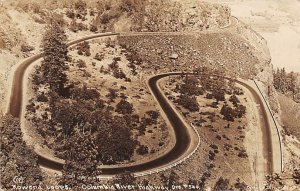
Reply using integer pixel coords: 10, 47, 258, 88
90, 25, 98, 32
176, 94, 199, 112
229, 94, 239, 106
76, 59, 86, 68
136, 145, 149, 155
292, 169, 300, 184
211, 89, 225, 102
177, 75, 204, 96
0, 115, 43, 190
69, 19, 88, 32
220, 104, 246, 122
116, 99, 133, 115
66, 9, 75, 19
273, 68, 299, 102
213, 177, 232, 191
220, 104, 235, 122
108, 59, 130, 81
77, 41, 90, 56
94, 53, 104, 61
237, 149, 248, 158
37, 92, 48, 102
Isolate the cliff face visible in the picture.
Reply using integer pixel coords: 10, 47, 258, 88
232, 17, 279, 112
139, 0, 231, 32
91, 0, 231, 32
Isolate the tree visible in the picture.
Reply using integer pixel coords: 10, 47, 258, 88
95, 116, 136, 164
41, 19, 69, 95
145, 110, 159, 122
0, 115, 43, 190
90, 25, 98, 32
176, 94, 199, 112
229, 94, 239, 106
211, 89, 225, 102
59, 136, 100, 189
115, 99, 133, 115
220, 104, 235, 122
106, 88, 118, 102
136, 145, 149, 155
273, 68, 298, 95
70, 85, 100, 100
234, 104, 246, 118
77, 41, 90, 56
74, 0, 87, 16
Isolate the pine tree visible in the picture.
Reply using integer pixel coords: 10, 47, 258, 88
41, 19, 69, 95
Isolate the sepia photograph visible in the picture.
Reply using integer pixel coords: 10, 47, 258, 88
0, 0, 299, 190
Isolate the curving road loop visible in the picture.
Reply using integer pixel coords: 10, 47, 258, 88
5, 33, 200, 176
6, 30, 278, 178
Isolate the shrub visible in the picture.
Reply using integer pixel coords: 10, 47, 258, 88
136, 145, 149, 155
146, 110, 159, 120
292, 169, 300, 184
213, 177, 231, 191
206, 93, 213, 99
77, 23, 87, 31
211, 89, 225, 102
176, 94, 199, 112
76, 59, 86, 68
90, 10, 95, 16
210, 102, 219, 108
113, 57, 121, 62
235, 104, 246, 118
69, 19, 78, 32
77, 41, 90, 56
90, 25, 98, 32
229, 94, 239, 106
113, 68, 126, 79
220, 104, 235, 122
71, 85, 100, 100
37, 93, 48, 102
238, 149, 248, 158
116, 99, 133, 115
100, 13, 111, 24
74, 0, 87, 13
0, 115, 43, 189
94, 53, 104, 61
208, 150, 215, 160
125, 77, 131, 82
26, 102, 36, 113
106, 88, 118, 101
108, 60, 119, 70
210, 144, 218, 150
66, 9, 75, 19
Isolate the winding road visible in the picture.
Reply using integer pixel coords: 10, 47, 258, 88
5, 31, 280, 179
37, 72, 199, 175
